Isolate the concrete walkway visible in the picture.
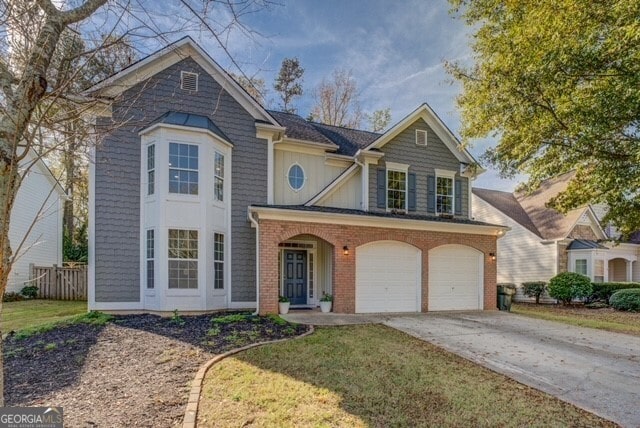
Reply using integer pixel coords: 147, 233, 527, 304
281, 310, 640, 427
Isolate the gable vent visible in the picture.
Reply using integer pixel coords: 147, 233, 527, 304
181, 71, 199, 91
415, 129, 427, 146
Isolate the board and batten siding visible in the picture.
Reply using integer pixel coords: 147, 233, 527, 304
368, 118, 469, 217
9, 155, 63, 293
94, 57, 267, 303
472, 195, 557, 297
273, 149, 346, 205
318, 170, 362, 209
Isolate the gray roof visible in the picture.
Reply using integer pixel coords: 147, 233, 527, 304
148, 111, 231, 143
267, 110, 380, 156
567, 239, 607, 250
251, 204, 504, 227
472, 188, 541, 237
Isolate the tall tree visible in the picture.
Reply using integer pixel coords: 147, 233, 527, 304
311, 68, 362, 128
367, 107, 391, 132
0, 0, 272, 405
273, 57, 304, 113
448, 0, 640, 236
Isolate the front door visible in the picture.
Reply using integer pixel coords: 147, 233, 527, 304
283, 250, 307, 305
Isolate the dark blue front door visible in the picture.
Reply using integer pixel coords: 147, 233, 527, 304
284, 250, 307, 305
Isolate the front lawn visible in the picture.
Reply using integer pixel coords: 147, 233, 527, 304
199, 324, 614, 427
512, 303, 640, 336
1, 300, 87, 334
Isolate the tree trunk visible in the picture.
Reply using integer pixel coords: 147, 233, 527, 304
63, 123, 78, 240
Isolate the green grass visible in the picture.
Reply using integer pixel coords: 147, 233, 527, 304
199, 325, 614, 427
512, 303, 640, 336
1, 300, 88, 334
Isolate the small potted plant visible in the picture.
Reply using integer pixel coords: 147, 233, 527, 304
279, 295, 290, 314
319, 293, 333, 313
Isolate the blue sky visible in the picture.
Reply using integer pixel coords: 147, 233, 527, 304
139, 0, 520, 191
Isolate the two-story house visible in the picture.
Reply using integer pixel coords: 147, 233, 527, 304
87, 37, 507, 314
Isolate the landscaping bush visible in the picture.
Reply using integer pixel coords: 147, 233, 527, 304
610, 289, 640, 312
3, 292, 23, 302
20, 285, 39, 299
522, 281, 547, 304
547, 272, 593, 305
590, 282, 640, 303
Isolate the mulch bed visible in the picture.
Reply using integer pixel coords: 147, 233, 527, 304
4, 312, 308, 427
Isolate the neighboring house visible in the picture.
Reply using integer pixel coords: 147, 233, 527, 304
472, 172, 640, 301
87, 37, 507, 314
8, 150, 66, 293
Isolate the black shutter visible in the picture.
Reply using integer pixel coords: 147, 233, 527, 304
427, 175, 436, 213
408, 173, 417, 211
455, 178, 463, 215
377, 168, 386, 209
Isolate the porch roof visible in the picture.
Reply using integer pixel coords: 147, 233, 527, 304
250, 205, 509, 236
567, 239, 608, 250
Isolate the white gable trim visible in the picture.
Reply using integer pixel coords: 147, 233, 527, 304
365, 103, 479, 168
85, 37, 278, 126
305, 163, 359, 206
568, 206, 607, 240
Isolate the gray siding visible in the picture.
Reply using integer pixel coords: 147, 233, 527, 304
368, 118, 469, 218
95, 57, 265, 302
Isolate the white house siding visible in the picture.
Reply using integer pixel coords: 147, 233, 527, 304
9, 156, 64, 293
274, 148, 345, 205
472, 195, 556, 301
317, 170, 362, 209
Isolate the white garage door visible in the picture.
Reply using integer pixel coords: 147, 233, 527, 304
355, 241, 421, 313
428, 245, 483, 311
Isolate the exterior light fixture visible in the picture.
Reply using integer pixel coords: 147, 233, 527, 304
343, 246, 349, 256
489, 252, 496, 261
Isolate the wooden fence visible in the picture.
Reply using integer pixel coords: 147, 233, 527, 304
29, 264, 88, 301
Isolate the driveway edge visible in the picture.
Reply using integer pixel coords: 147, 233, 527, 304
182, 325, 316, 428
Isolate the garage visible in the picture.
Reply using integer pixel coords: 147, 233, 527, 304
355, 241, 421, 313
428, 244, 483, 311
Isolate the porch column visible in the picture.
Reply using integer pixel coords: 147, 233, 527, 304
259, 227, 280, 315
333, 240, 355, 313
626, 260, 633, 282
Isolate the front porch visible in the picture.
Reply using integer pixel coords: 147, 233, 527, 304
567, 240, 640, 283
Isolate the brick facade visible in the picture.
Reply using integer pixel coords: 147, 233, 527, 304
258, 218, 498, 314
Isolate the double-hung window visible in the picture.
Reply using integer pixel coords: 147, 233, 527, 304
436, 176, 454, 215
387, 169, 407, 210
147, 145, 155, 195
146, 229, 154, 289
214, 151, 224, 202
214, 233, 224, 289
168, 229, 198, 289
575, 259, 588, 276
169, 143, 198, 195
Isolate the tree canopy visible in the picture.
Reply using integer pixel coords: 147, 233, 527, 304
448, 0, 640, 236
274, 57, 304, 113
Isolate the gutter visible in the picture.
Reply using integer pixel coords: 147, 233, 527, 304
248, 208, 260, 315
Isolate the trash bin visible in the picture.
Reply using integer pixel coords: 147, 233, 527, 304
497, 284, 516, 311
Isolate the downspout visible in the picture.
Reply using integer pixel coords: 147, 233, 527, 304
248, 208, 260, 315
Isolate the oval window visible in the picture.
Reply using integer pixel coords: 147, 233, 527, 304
287, 164, 305, 191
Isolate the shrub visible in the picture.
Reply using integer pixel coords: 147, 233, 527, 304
20, 285, 39, 299
522, 281, 547, 304
3, 292, 23, 302
590, 282, 640, 303
610, 289, 640, 312
548, 272, 593, 305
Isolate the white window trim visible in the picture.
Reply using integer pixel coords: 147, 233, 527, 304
167, 229, 199, 290
435, 169, 456, 215
415, 129, 428, 146
213, 232, 224, 291
386, 167, 408, 212
147, 144, 155, 197
146, 228, 154, 290
180, 71, 199, 91
575, 258, 588, 276
287, 163, 306, 192
168, 142, 199, 196
214, 151, 224, 203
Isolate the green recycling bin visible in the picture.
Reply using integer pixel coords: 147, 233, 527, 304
497, 284, 516, 311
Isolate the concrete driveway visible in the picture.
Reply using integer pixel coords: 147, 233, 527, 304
384, 311, 640, 427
